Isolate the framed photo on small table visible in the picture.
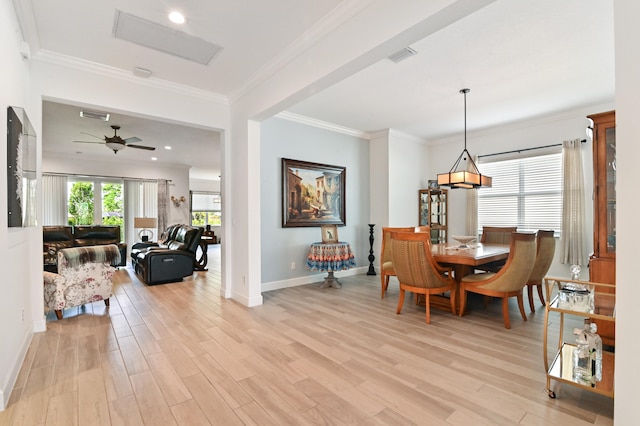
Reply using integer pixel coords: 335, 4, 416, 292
321, 225, 338, 243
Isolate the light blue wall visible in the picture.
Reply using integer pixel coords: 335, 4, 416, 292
260, 117, 369, 288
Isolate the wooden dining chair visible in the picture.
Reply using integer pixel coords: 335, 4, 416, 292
476, 226, 518, 272
525, 230, 556, 312
390, 231, 456, 323
459, 232, 536, 329
380, 227, 417, 298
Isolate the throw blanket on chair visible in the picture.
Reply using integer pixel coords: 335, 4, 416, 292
58, 244, 121, 269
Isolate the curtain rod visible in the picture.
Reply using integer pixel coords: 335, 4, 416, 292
478, 139, 587, 159
43, 171, 171, 182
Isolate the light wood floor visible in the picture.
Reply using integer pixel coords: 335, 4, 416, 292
1, 247, 613, 425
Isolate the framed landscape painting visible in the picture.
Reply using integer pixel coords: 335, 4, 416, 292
282, 158, 346, 227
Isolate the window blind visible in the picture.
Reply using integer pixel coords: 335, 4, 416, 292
477, 152, 562, 234
191, 192, 221, 212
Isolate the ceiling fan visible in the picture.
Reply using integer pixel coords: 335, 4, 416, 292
74, 125, 155, 154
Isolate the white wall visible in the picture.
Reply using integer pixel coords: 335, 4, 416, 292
369, 132, 391, 234
428, 104, 614, 278
260, 117, 369, 289
368, 130, 429, 248
614, 0, 639, 422
0, 0, 39, 410
388, 130, 430, 226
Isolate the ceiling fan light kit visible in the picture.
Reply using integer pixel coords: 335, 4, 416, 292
74, 124, 155, 154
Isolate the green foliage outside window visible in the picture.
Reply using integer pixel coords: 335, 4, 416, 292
192, 212, 206, 226
68, 182, 94, 225
102, 183, 123, 227
191, 212, 221, 227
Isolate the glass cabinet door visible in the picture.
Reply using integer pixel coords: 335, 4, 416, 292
418, 188, 448, 243
605, 127, 616, 254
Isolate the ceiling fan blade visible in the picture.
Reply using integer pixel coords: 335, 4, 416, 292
79, 131, 104, 141
73, 140, 105, 144
128, 144, 156, 151
124, 136, 142, 143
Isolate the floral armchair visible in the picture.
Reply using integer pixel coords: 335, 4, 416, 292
43, 244, 121, 319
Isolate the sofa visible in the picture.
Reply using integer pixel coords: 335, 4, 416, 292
130, 224, 204, 285
43, 244, 121, 319
43, 225, 127, 271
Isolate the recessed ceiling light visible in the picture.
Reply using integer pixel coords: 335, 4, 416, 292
168, 11, 185, 24
151, 157, 157, 161
164, 146, 172, 150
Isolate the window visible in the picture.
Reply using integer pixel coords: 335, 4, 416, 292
191, 191, 221, 227
477, 151, 562, 235
67, 178, 124, 239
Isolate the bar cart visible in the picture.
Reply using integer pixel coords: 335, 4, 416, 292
543, 277, 615, 399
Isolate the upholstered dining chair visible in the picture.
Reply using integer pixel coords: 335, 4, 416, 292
477, 226, 518, 272
480, 226, 518, 244
525, 230, 556, 312
390, 231, 456, 323
380, 226, 416, 298
459, 232, 536, 329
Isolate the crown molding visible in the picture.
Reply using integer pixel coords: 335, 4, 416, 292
276, 111, 370, 139
32, 50, 229, 105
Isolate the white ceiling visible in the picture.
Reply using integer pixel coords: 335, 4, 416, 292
41, 101, 221, 180
20, 0, 615, 179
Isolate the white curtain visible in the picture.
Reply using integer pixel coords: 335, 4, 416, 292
560, 139, 587, 265
124, 180, 158, 245
42, 174, 67, 225
157, 179, 169, 234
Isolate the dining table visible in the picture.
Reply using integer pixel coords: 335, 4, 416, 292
429, 242, 510, 314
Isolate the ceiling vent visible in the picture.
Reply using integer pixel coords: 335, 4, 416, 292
387, 47, 417, 63
113, 10, 222, 65
80, 110, 110, 121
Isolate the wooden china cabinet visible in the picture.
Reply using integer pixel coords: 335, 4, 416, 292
418, 187, 448, 244
589, 110, 616, 345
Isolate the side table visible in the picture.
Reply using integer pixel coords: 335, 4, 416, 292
305, 241, 356, 288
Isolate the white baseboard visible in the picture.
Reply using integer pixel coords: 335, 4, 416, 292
0, 327, 33, 411
261, 267, 368, 292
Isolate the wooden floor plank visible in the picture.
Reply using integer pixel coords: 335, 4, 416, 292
2, 246, 614, 424
77, 368, 111, 426
129, 370, 176, 426
107, 395, 144, 426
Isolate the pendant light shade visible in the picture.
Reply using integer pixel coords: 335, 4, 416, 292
437, 89, 492, 189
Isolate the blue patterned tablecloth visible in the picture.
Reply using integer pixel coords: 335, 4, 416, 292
306, 242, 356, 272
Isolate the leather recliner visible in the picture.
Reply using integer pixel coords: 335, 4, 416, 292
131, 224, 203, 285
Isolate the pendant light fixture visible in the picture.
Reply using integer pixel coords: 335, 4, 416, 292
437, 89, 492, 189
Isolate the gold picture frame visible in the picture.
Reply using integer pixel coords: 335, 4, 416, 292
282, 158, 346, 227
321, 225, 338, 243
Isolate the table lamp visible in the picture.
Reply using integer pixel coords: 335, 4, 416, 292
134, 217, 157, 242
